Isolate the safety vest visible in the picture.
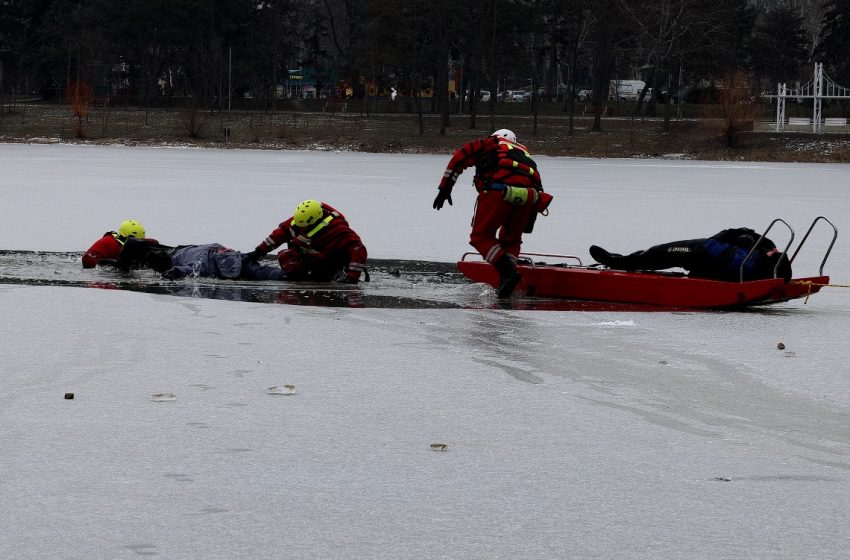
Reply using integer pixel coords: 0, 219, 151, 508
475, 139, 539, 186
108, 231, 127, 246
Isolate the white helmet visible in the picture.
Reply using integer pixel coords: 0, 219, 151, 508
491, 128, 517, 143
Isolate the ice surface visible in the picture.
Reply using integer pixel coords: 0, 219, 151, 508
1, 144, 850, 559
2, 144, 848, 274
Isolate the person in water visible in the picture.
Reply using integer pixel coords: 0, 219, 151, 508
117, 237, 285, 281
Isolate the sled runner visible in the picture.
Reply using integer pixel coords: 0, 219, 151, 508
457, 217, 838, 310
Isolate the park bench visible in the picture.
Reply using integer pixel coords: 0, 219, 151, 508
89, 96, 111, 108
787, 117, 811, 126
323, 99, 347, 114
582, 105, 612, 116
824, 117, 847, 127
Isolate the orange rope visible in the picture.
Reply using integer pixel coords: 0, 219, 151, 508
791, 280, 850, 289
790, 280, 850, 304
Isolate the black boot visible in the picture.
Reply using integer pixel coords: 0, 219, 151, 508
589, 245, 628, 268
494, 255, 522, 298
590, 245, 613, 265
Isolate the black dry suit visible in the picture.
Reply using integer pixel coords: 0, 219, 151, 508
590, 228, 792, 282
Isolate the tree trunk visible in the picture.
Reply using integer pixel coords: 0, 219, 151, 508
591, 1, 617, 132
437, 37, 450, 134
489, 0, 497, 133
416, 91, 424, 136
568, 41, 578, 135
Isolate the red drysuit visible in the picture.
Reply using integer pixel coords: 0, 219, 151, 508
436, 135, 545, 264
82, 232, 158, 268
253, 203, 368, 282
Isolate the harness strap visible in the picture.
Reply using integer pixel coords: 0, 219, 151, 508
307, 214, 335, 238
485, 183, 540, 206
484, 182, 542, 192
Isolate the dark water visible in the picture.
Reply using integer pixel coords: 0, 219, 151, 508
0, 251, 473, 309
0, 251, 590, 310
0, 251, 812, 312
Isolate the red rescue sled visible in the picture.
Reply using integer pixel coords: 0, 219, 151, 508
457, 217, 837, 310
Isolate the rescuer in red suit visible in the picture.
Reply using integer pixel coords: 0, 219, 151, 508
82, 219, 157, 268
432, 129, 552, 298
246, 200, 368, 283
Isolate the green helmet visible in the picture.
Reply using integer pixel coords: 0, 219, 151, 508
118, 219, 146, 239
292, 200, 324, 228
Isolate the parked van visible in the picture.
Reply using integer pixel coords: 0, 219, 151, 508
509, 90, 529, 102
609, 80, 646, 101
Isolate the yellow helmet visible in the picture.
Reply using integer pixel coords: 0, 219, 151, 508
292, 200, 324, 228
118, 219, 146, 239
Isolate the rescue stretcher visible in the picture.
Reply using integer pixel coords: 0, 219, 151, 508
457, 217, 838, 310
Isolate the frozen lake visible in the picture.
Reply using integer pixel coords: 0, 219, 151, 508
1, 144, 849, 559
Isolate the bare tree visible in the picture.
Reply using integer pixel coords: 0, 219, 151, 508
619, 0, 739, 130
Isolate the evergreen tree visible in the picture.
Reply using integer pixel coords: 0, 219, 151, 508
817, 0, 850, 85
0, 0, 32, 94
748, 6, 810, 87
666, 0, 755, 84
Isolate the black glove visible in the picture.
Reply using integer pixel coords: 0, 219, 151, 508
433, 190, 453, 210
332, 269, 358, 284
243, 250, 261, 262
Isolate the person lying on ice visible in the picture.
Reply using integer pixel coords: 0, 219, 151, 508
246, 199, 368, 284
117, 237, 285, 281
432, 128, 553, 298
589, 227, 793, 282
82, 219, 158, 268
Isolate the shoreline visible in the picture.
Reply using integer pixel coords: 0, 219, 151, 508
2, 103, 850, 163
